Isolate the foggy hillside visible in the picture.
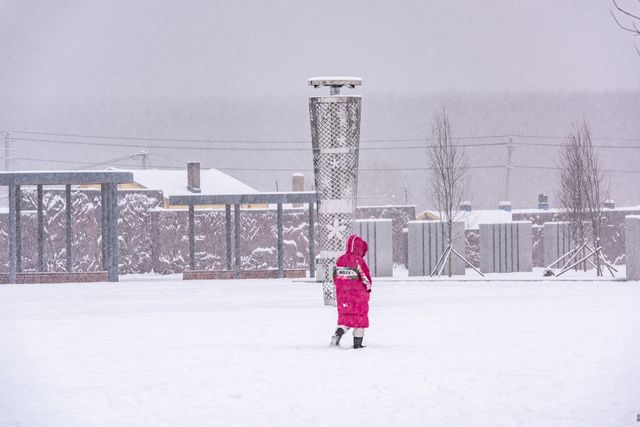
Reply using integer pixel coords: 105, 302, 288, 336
4, 90, 639, 212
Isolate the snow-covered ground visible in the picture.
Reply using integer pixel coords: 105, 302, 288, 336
1, 274, 639, 426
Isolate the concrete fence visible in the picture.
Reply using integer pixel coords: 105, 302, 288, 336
479, 222, 532, 273
407, 221, 465, 276
356, 219, 393, 277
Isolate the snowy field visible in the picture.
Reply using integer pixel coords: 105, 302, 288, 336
1, 273, 639, 427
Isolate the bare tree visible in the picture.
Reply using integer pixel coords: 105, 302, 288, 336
557, 122, 588, 265
556, 120, 610, 276
581, 123, 608, 275
426, 107, 473, 276
611, 0, 640, 55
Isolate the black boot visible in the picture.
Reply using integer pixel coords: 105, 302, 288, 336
353, 336, 366, 349
331, 327, 345, 346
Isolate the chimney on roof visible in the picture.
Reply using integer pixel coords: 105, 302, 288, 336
187, 162, 201, 193
292, 173, 304, 208
459, 201, 472, 212
538, 193, 549, 210
498, 201, 511, 212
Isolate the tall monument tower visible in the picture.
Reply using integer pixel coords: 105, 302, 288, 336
308, 77, 363, 305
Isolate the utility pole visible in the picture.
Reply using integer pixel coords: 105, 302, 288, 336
2, 132, 11, 208
504, 136, 515, 202
404, 184, 408, 205
4, 132, 11, 172
131, 150, 150, 169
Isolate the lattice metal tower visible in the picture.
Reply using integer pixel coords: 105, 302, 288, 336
308, 77, 362, 305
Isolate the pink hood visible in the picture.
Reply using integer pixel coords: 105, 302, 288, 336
345, 234, 368, 258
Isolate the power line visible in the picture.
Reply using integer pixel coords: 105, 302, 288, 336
2, 128, 516, 144
513, 164, 640, 174
510, 141, 640, 149
11, 134, 640, 151
8, 136, 511, 151
13, 154, 136, 168
97, 163, 508, 172
5, 134, 640, 152
512, 134, 640, 142
2, 129, 310, 144
4, 128, 640, 143
11, 154, 640, 175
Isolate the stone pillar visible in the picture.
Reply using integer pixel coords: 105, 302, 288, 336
407, 221, 465, 276
625, 215, 640, 280
356, 219, 393, 277
479, 222, 532, 273
543, 222, 571, 268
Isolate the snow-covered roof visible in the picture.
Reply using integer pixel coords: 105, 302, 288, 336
420, 209, 513, 230
459, 210, 513, 229
511, 208, 562, 214
110, 168, 258, 196
512, 205, 640, 214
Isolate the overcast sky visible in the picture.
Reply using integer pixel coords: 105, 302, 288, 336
1, 1, 639, 209
1, 0, 638, 103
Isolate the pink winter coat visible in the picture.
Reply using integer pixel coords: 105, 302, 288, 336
333, 234, 373, 328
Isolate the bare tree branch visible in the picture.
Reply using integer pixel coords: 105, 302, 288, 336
611, 9, 640, 34
613, 0, 640, 21
611, 0, 640, 54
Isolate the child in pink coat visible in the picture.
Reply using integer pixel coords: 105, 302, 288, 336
330, 234, 373, 349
